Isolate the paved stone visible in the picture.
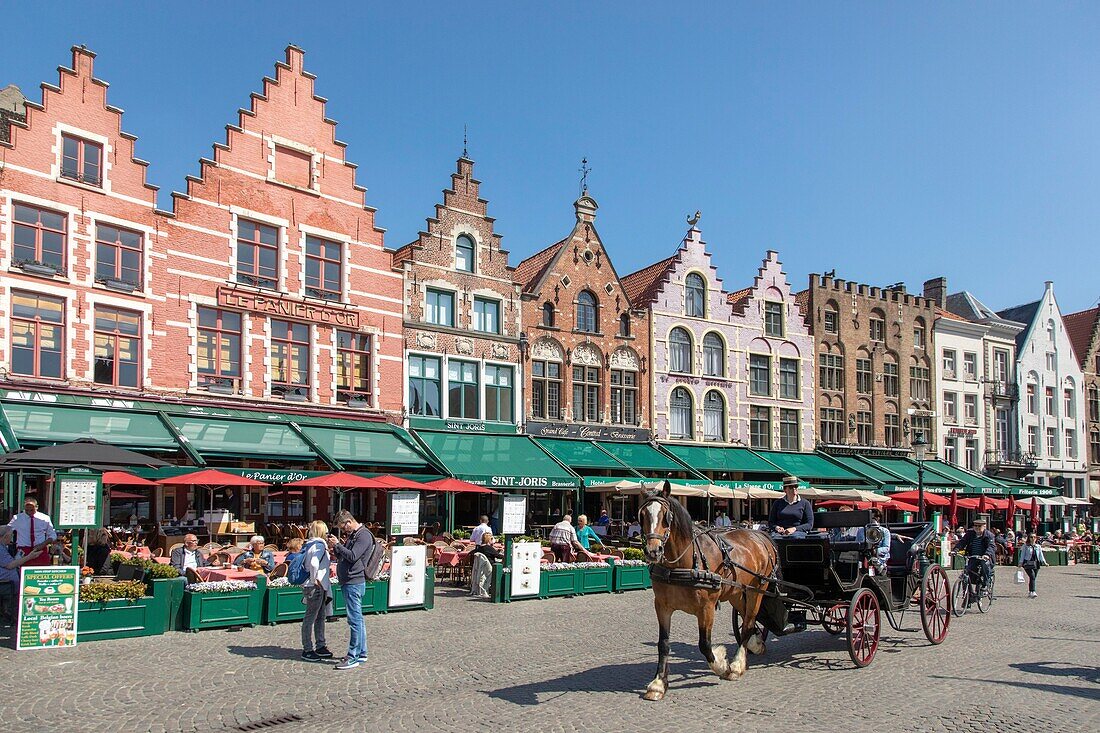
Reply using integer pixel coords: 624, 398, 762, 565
1, 566, 1097, 733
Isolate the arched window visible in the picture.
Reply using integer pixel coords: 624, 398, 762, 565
669, 328, 693, 373
702, 332, 724, 376
703, 391, 725, 442
541, 302, 555, 328
685, 273, 706, 317
670, 387, 693, 440
619, 313, 631, 337
455, 234, 475, 273
577, 291, 598, 333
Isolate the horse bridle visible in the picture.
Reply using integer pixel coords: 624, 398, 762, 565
639, 494, 694, 565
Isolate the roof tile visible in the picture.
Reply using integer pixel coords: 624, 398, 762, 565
621, 256, 677, 305
514, 239, 566, 291
1063, 306, 1100, 369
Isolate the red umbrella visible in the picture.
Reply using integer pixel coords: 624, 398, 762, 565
1005, 494, 1016, 530
956, 497, 981, 509
102, 471, 157, 486
948, 489, 958, 528
109, 490, 147, 500
884, 499, 919, 512
1029, 496, 1040, 531
425, 478, 499, 495
283, 472, 387, 489
977, 494, 989, 516
370, 474, 436, 490
817, 500, 872, 509
889, 490, 950, 506
155, 469, 268, 487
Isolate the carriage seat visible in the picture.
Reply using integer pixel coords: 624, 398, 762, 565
884, 535, 913, 577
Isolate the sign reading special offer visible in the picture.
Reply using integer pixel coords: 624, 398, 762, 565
388, 491, 421, 536
17, 566, 79, 651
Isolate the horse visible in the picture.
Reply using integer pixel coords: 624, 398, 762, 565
639, 481, 778, 701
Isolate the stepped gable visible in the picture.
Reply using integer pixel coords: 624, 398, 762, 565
725, 287, 752, 313
1064, 306, 1100, 369
621, 255, 677, 305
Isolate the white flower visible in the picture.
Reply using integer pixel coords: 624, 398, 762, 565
185, 580, 258, 593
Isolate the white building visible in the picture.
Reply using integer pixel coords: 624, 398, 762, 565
931, 308, 987, 471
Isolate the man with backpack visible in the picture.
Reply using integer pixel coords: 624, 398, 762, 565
294, 521, 334, 662
327, 510, 379, 670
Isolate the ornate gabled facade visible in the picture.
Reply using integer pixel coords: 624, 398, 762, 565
1063, 305, 1100, 500
517, 191, 649, 440
393, 156, 521, 433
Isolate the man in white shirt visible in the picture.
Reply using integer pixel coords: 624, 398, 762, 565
169, 534, 208, 577
548, 515, 582, 562
714, 511, 733, 528
7, 498, 56, 567
470, 516, 492, 545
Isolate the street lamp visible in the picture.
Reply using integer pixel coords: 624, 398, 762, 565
912, 434, 928, 519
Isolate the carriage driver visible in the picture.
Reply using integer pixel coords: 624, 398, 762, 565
768, 476, 814, 539
953, 515, 995, 590
855, 508, 892, 572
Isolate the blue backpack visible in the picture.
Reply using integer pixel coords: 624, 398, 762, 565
289, 538, 328, 586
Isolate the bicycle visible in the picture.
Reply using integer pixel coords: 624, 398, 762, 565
950, 552, 995, 616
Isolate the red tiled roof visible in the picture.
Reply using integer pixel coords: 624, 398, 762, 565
1063, 306, 1100, 369
935, 306, 968, 323
726, 287, 752, 313
514, 238, 566, 291
621, 256, 676, 306
794, 289, 810, 314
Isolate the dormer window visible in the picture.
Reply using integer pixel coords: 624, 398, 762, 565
455, 234, 475, 273
577, 291, 598, 333
61, 134, 102, 187
541, 302, 555, 327
685, 273, 706, 317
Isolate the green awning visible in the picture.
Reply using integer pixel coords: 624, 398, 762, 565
1, 402, 179, 451
660, 444, 783, 475
827, 456, 914, 488
169, 415, 316, 459
860, 457, 954, 486
535, 438, 630, 471
595, 441, 685, 473
301, 425, 428, 468
920, 460, 1007, 491
415, 431, 579, 489
753, 451, 869, 483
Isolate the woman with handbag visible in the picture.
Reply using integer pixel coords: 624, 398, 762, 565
1017, 532, 1047, 599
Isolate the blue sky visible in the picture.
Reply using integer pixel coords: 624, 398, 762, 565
3, 2, 1098, 313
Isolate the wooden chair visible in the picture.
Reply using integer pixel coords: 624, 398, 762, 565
167, 542, 184, 556
268, 562, 288, 580
295, 525, 306, 540
153, 547, 166, 558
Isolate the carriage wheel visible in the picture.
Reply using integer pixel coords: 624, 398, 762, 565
846, 588, 881, 668
731, 611, 769, 646
919, 565, 950, 644
821, 604, 846, 636
951, 575, 970, 617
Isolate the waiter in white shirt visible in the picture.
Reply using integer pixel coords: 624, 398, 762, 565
470, 516, 492, 545
7, 498, 56, 567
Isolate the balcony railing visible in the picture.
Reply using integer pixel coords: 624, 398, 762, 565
984, 381, 1018, 400
984, 449, 1037, 468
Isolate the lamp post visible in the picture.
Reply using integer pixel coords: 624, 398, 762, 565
912, 434, 928, 518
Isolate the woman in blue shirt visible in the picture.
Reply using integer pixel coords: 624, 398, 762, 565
575, 515, 603, 551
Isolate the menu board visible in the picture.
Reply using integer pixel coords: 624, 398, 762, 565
501, 494, 527, 535
55, 472, 101, 529
17, 566, 80, 651
388, 491, 420, 536
510, 541, 542, 598
388, 545, 426, 608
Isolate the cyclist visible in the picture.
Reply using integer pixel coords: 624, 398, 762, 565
953, 515, 996, 598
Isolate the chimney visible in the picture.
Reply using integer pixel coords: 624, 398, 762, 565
923, 277, 947, 308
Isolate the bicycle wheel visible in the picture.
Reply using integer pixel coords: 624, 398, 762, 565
951, 575, 969, 617
977, 572, 995, 613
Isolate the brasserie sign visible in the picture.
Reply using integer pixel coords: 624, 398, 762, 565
217, 287, 360, 328
526, 421, 650, 443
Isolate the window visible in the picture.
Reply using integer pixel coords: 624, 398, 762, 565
943, 392, 957, 423
1028, 426, 1038, 456
963, 352, 977, 380
779, 358, 799, 399
336, 331, 371, 404
685, 273, 706, 317
670, 388, 693, 439
910, 415, 931, 445
274, 145, 312, 188
1046, 352, 1056, 371
1046, 427, 1057, 457
576, 291, 598, 333
455, 234, 475, 273
944, 437, 957, 465
10, 292, 64, 378
764, 302, 784, 338
1027, 384, 1038, 414
95, 224, 142, 287
1090, 386, 1100, 423
541, 302, 555, 327
448, 360, 479, 419
856, 358, 872, 394
883, 362, 899, 397
670, 328, 693, 373
408, 355, 441, 417
93, 307, 140, 388
994, 350, 1009, 382
942, 349, 956, 377
1091, 430, 1100, 463
532, 361, 562, 420
964, 394, 978, 424
12, 204, 66, 271
1045, 387, 1055, 416
885, 413, 900, 447
856, 410, 872, 445
618, 313, 631, 338
749, 354, 771, 396
820, 354, 844, 391
779, 409, 799, 451
60, 133, 102, 186
869, 317, 885, 342
824, 308, 839, 335
473, 298, 500, 334
485, 365, 514, 423
820, 408, 845, 445
965, 440, 977, 471
572, 366, 601, 422
196, 308, 241, 389
304, 235, 342, 301
1065, 429, 1076, 459
703, 333, 724, 377
703, 392, 725, 442
750, 406, 771, 449
236, 219, 278, 289
270, 320, 310, 398
910, 365, 930, 401
1064, 388, 1075, 419
914, 323, 926, 349
610, 370, 637, 425
425, 289, 455, 327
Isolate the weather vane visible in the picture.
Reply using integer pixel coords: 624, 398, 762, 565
579, 157, 591, 194
687, 210, 701, 227
463, 124, 468, 158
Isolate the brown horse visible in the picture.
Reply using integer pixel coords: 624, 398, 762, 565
640, 482, 778, 701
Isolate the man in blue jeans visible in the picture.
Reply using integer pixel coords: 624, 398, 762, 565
327, 510, 375, 670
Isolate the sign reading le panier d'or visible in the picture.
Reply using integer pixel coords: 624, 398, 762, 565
525, 421, 651, 443
17, 566, 79, 651
217, 287, 359, 328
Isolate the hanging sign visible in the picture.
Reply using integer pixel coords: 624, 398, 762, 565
54, 471, 102, 529
17, 566, 79, 651
388, 491, 420, 536
501, 494, 527, 535
388, 545, 427, 608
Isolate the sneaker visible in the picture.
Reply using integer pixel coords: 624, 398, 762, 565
1028, 592, 1037, 598
334, 658, 360, 670
314, 647, 334, 659
357, 655, 368, 664
301, 651, 321, 661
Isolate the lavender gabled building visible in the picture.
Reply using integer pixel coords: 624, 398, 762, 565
622, 221, 814, 451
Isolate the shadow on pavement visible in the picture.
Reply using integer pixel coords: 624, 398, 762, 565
930, 674, 1099, 701
227, 644, 308, 662
1010, 661, 1100, 685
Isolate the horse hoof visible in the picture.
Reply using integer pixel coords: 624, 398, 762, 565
642, 690, 666, 701
643, 679, 667, 700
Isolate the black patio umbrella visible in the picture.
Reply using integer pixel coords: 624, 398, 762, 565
0, 439, 170, 471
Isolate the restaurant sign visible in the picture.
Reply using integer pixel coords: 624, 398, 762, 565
217, 287, 360, 328
526, 421, 651, 443
17, 566, 79, 651
409, 417, 517, 435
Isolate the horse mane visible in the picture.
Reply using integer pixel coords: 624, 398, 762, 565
643, 488, 695, 544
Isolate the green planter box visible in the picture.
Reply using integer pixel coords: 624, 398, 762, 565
183, 576, 265, 631
577, 563, 613, 594
77, 578, 173, 642
541, 568, 580, 598
333, 579, 389, 616
264, 583, 306, 625
613, 563, 652, 592
153, 577, 187, 632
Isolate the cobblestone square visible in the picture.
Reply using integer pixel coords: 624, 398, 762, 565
2, 566, 1097, 733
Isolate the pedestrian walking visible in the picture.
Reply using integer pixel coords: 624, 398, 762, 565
327, 510, 375, 669
1017, 532, 1047, 598
301, 520, 334, 661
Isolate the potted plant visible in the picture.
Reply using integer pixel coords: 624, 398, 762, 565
77, 579, 168, 642
183, 577, 265, 631
613, 548, 651, 592
263, 577, 307, 625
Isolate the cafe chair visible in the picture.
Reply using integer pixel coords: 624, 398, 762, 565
167, 542, 184, 557
115, 564, 146, 583
184, 568, 201, 584
153, 547, 166, 558
268, 562, 288, 580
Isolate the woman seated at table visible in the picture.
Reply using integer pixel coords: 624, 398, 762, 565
421, 522, 443, 544
234, 535, 275, 572
575, 515, 603, 552
469, 533, 503, 598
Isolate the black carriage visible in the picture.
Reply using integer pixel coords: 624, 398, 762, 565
748, 509, 951, 667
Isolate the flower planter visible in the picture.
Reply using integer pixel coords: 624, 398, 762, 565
264, 583, 306, 625
183, 576, 265, 631
77, 579, 175, 642
577, 562, 613, 594
332, 578, 389, 616
541, 568, 580, 598
613, 562, 652, 592
153, 577, 187, 632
